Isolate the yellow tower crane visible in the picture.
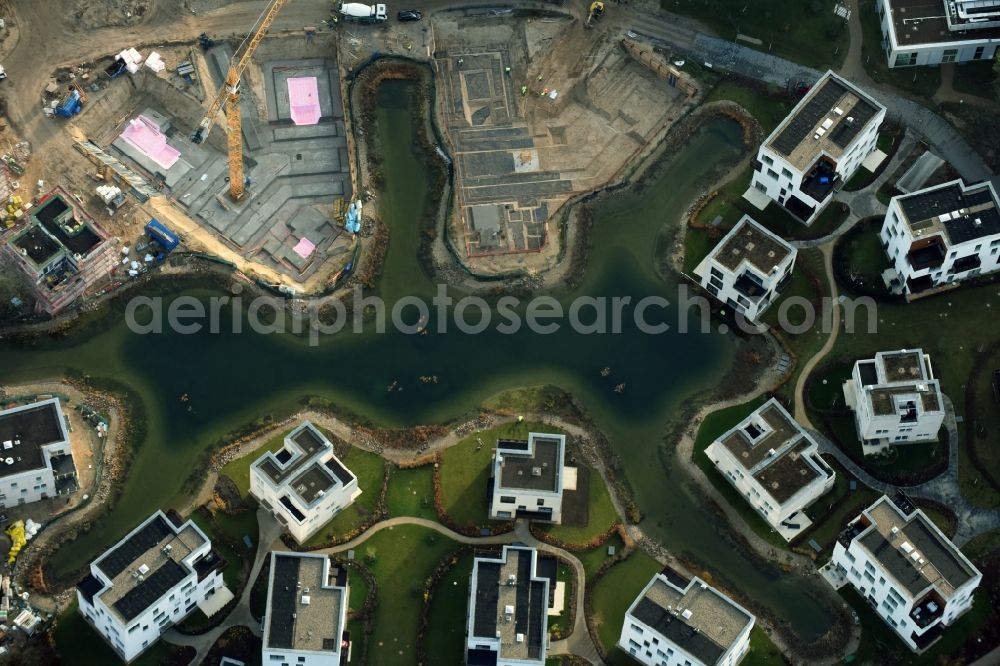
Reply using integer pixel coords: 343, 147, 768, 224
191, 0, 290, 201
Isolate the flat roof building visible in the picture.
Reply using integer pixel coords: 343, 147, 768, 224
0, 398, 78, 509
692, 215, 796, 323
618, 571, 754, 666
704, 399, 836, 540
466, 545, 554, 666
830, 494, 981, 651
250, 422, 362, 543
880, 179, 1000, 296
76, 511, 225, 662
844, 349, 945, 454
489, 433, 566, 524
262, 552, 350, 666
751, 71, 885, 225
875, 0, 1000, 67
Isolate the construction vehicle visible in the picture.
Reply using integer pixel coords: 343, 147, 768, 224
55, 89, 83, 118
340, 3, 388, 22
191, 0, 290, 201
198, 32, 216, 51
585, 1, 604, 28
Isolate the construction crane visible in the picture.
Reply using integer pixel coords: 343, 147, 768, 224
191, 0, 290, 201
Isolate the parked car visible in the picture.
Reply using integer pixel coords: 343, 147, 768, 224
397, 9, 422, 21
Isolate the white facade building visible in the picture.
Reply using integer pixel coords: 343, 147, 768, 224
751, 70, 885, 224
880, 179, 1000, 297
618, 572, 754, 666
250, 422, 362, 543
489, 433, 566, 523
692, 215, 796, 322
466, 545, 552, 666
0, 398, 78, 510
705, 399, 836, 540
876, 0, 1000, 67
262, 552, 351, 666
844, 349, 945, 454
76, 511, 225, 663
830, 495, 982, 652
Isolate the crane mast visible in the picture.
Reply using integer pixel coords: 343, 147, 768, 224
191, 0, 290, 201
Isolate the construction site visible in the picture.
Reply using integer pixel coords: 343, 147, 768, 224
0, 0, 700, 316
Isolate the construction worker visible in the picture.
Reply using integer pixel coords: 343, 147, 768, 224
505, 66, 511, 75
521, 85, 528, 96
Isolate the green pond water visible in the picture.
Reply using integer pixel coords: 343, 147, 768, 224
0, 81, 834, 639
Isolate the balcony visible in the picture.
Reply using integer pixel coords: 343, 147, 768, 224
910, 593, 945, 629
907, 239, 946, 271
950, 253, 982, 274
784, 195, 816, 222
799, 157, 839, 202
733, 271, 767, 301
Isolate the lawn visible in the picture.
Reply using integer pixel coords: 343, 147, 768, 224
820, 277, 1000, 507
704, 81, 796, 134
53, 601, 193, 666
949, 61, 997, 102
833, 218, 894, 299
439, 421, 556, 527
799, 455, 879, 557
590, 549, 663, 665
360, 525, 461, 666
968, 344, 1000, 494
189, 508, 253, 589
746, 626, 788, 665
805, 360, 852, 411
423, 551, 474, 665
666, 0, 849, 71
857, 0, 942, 99
301, 448, 387, 547
348, 564, 371, 614
579, 534, 625, 580
219, 428, 288, 498
385, 464, 436, 520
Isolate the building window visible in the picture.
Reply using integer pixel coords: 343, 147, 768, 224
762, 154, 773, 166
781, 168, 792, 179
500, 496, 516, 504
974, 46, 985, 60
894, 53, 917, 67
941, 49, 958, 63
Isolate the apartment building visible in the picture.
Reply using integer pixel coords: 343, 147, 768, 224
0, 398, 78, 509
1, 187, 117, 315
880, 179, 1000, 296
692, 215, 796, 322
489, 433, 566, 524
250, 421, 362, 543
75, 511, 225, 662
876, 0, 1000, 67
751, 71, 885, 224
466, 545, 554, 666
844, 349, 945, 454
830, 494, 982, 652
262, 552, 351, 666
704, 399, 836, 539
618, 571, 754, 666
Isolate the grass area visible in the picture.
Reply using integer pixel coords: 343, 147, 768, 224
690, 397, 790, 549
969, 345, 1000, 493
950, 61, 998, 102
53, 601, 190, 666
424, 551, 474, 666
843, 128, 902, 191
439, 421, 555, 527
833, 219, 894, 298
691, 165, 849, 243
841, 586, 994, 664
666, 0, 848, 71
590, 549, 663, 665
301, 448, 387, 548
963, 528, 1000, 559
385, 464, 436, 520
218, 428, 288, 497
747, 626, 788, 665
939, 100, 1000, 176
188, 508, 256, 589
820, 277, 1000, 508
858, 0, 942, 99
348, 565, 371, 614
548, 561, 576, 639
362, 525, 461, 666
806, 360, 852, 411
579, 534, 625, 580
704, 81, 796, 133
800, 455, 879, 557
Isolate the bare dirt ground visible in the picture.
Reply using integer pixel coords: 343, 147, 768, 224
69, 0, 154, 30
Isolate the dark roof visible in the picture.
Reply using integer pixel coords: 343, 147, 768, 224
631, 597, 726, 665
770, 75, 880, 158
96, 514, 174, 579
498, 436, 561, 492
858, 360, 879, 386
472, 560, 501, 638
471, 548, 547, 660
258, 423, 332, 487
77, 573, 105, 605
267, 554, 301, 649
112, 558, 187, 622
279, 495, 307, 522
898, 181, 1000, 244
0, 401, 66, 479
885, 0, 1000, 46
290, 464, 337, 505
325, 456, 355, 485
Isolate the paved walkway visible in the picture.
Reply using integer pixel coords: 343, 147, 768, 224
808, 396, 1000, 546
